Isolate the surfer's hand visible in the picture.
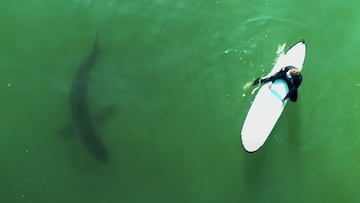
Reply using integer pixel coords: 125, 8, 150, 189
243, 82, 252, 90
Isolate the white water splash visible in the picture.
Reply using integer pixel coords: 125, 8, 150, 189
274, 43, 286, 63
251, 86, 260, 95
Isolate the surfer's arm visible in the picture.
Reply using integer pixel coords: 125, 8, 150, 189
283, 87, 298, 102
252, 68, 288, 86
252, 76, 273, 85
283, 74, 302, 101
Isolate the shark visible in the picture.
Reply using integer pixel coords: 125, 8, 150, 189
69, 35, 109, 162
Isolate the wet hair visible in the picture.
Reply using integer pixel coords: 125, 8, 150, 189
289, 68, 301, 76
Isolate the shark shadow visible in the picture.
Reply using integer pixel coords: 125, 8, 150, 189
67, 35, 111, 162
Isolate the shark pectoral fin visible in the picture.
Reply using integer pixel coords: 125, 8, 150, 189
57, 123, 76, 137
94, 104, 118, 126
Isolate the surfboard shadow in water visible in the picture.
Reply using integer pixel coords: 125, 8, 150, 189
285, 102, 302, 155
69, 35, 109, 162
243, 151, 267, 202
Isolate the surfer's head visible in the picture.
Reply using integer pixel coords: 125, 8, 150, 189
289, 68, 301, 76
286, 67, 301, 80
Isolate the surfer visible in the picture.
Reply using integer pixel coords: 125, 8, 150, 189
246, 66, 302, 102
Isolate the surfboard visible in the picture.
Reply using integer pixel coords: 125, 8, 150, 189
241, 41, 306, 153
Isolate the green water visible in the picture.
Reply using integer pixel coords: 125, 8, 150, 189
1, 0, 360, 202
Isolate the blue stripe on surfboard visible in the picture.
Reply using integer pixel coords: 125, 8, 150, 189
270, 88, 283, 101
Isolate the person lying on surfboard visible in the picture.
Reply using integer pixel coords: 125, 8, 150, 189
246, 66, 302, 102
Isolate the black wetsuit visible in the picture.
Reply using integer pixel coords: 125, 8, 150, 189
252, 66, 302, 102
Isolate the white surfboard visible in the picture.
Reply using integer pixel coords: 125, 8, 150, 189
241, 41, 306, 153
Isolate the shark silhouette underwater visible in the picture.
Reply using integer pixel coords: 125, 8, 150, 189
64, 35, 114, 162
